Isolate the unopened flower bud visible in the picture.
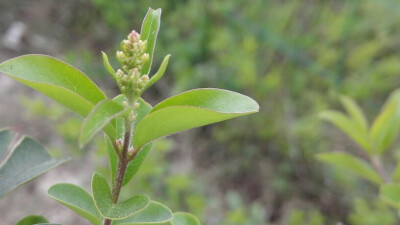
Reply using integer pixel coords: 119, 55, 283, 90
116, 51, 125, 62
129, 110, 136, 122
121, 40, 131, 54
134, 102, 140, 109
128, 30, 140, 42
141, 75, 149, 82
115, 138, 123, 151
116, 69, 124, 78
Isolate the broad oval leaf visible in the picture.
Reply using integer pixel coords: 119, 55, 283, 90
48, 183, 101, 225
80, 99, 126, 147
172, 212, 201, 225
134, 88, 259, 150
320, 110, 372, 154
0, 54, 106, 116
0, 135, 69, 199
380, 184, 400, 210
316, 152, 383, 185
140, 8, 161, 75
16, 215, 49, 225
115, 201, 173, 225
92, 173, 150, 219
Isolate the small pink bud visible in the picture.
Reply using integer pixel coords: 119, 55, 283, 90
128, 30, 140, 42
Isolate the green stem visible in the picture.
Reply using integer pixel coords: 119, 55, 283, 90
102, 120, 133, 225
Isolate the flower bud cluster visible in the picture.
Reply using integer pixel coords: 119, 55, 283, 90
115, 30, 150, 103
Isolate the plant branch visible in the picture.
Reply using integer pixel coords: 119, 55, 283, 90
371, 155, 390, 183
102, 120, 133, 225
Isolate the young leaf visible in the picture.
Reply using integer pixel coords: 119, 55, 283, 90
316, 152, 383, 185
320, 110, 372, 154
172, 212, 201, 225
0, 136, 69, 199
48, 183, 102, 225
80, 99, 127, 147
140, 8, 162, 75
91, 173, 150, 219
370, 91, 400, 154
16, 215, 49, 225
114, 201, 173, 225
143, 54, 171, 92
134, 88, 259, 150
0, 54, 107, 117
107, 97, 154, 186
102, 51, 117, 82
380, 184, 400, 210
339, 95, 368, 131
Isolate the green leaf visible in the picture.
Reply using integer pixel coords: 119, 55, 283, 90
316, 152, 382, 185
370, 90, 400, 154
107, 97, 153, 186
115, 201, 173, 225
102, 51, 117, 82
340, 95, 368, 131
143, 54, 171, 92
0, 136, 69, 199
80, 99, 126, 147
123, 143, 153, 186
92, 173, 150, 219
48, 183, 101, 225
140, 8, 162, 75
172, 212, 201, 225
16, 215, 49, 225
392, 162, 400, 182
134, 88, 259, 150
320, 110, 372, 154
0, 54, 106, 117
380, 184, 400, 209
0, 128, 11, 160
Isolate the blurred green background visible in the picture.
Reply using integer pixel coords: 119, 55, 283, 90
1, 0, 400, 224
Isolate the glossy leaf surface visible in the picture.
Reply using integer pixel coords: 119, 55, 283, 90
115, 201, 173, 225
140, 8, 161, 75
316, 152, 382, 185
172, 212, 201, 225
134, 88, 259, 150
0, 135, 68, 199
48, 183, 101, 225
80, 99, 126, 147
92, 173, 150, 219
0, 54, 106, 116
16, 215, 49, 225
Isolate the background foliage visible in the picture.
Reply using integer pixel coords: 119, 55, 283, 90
2, 0, 400, 224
